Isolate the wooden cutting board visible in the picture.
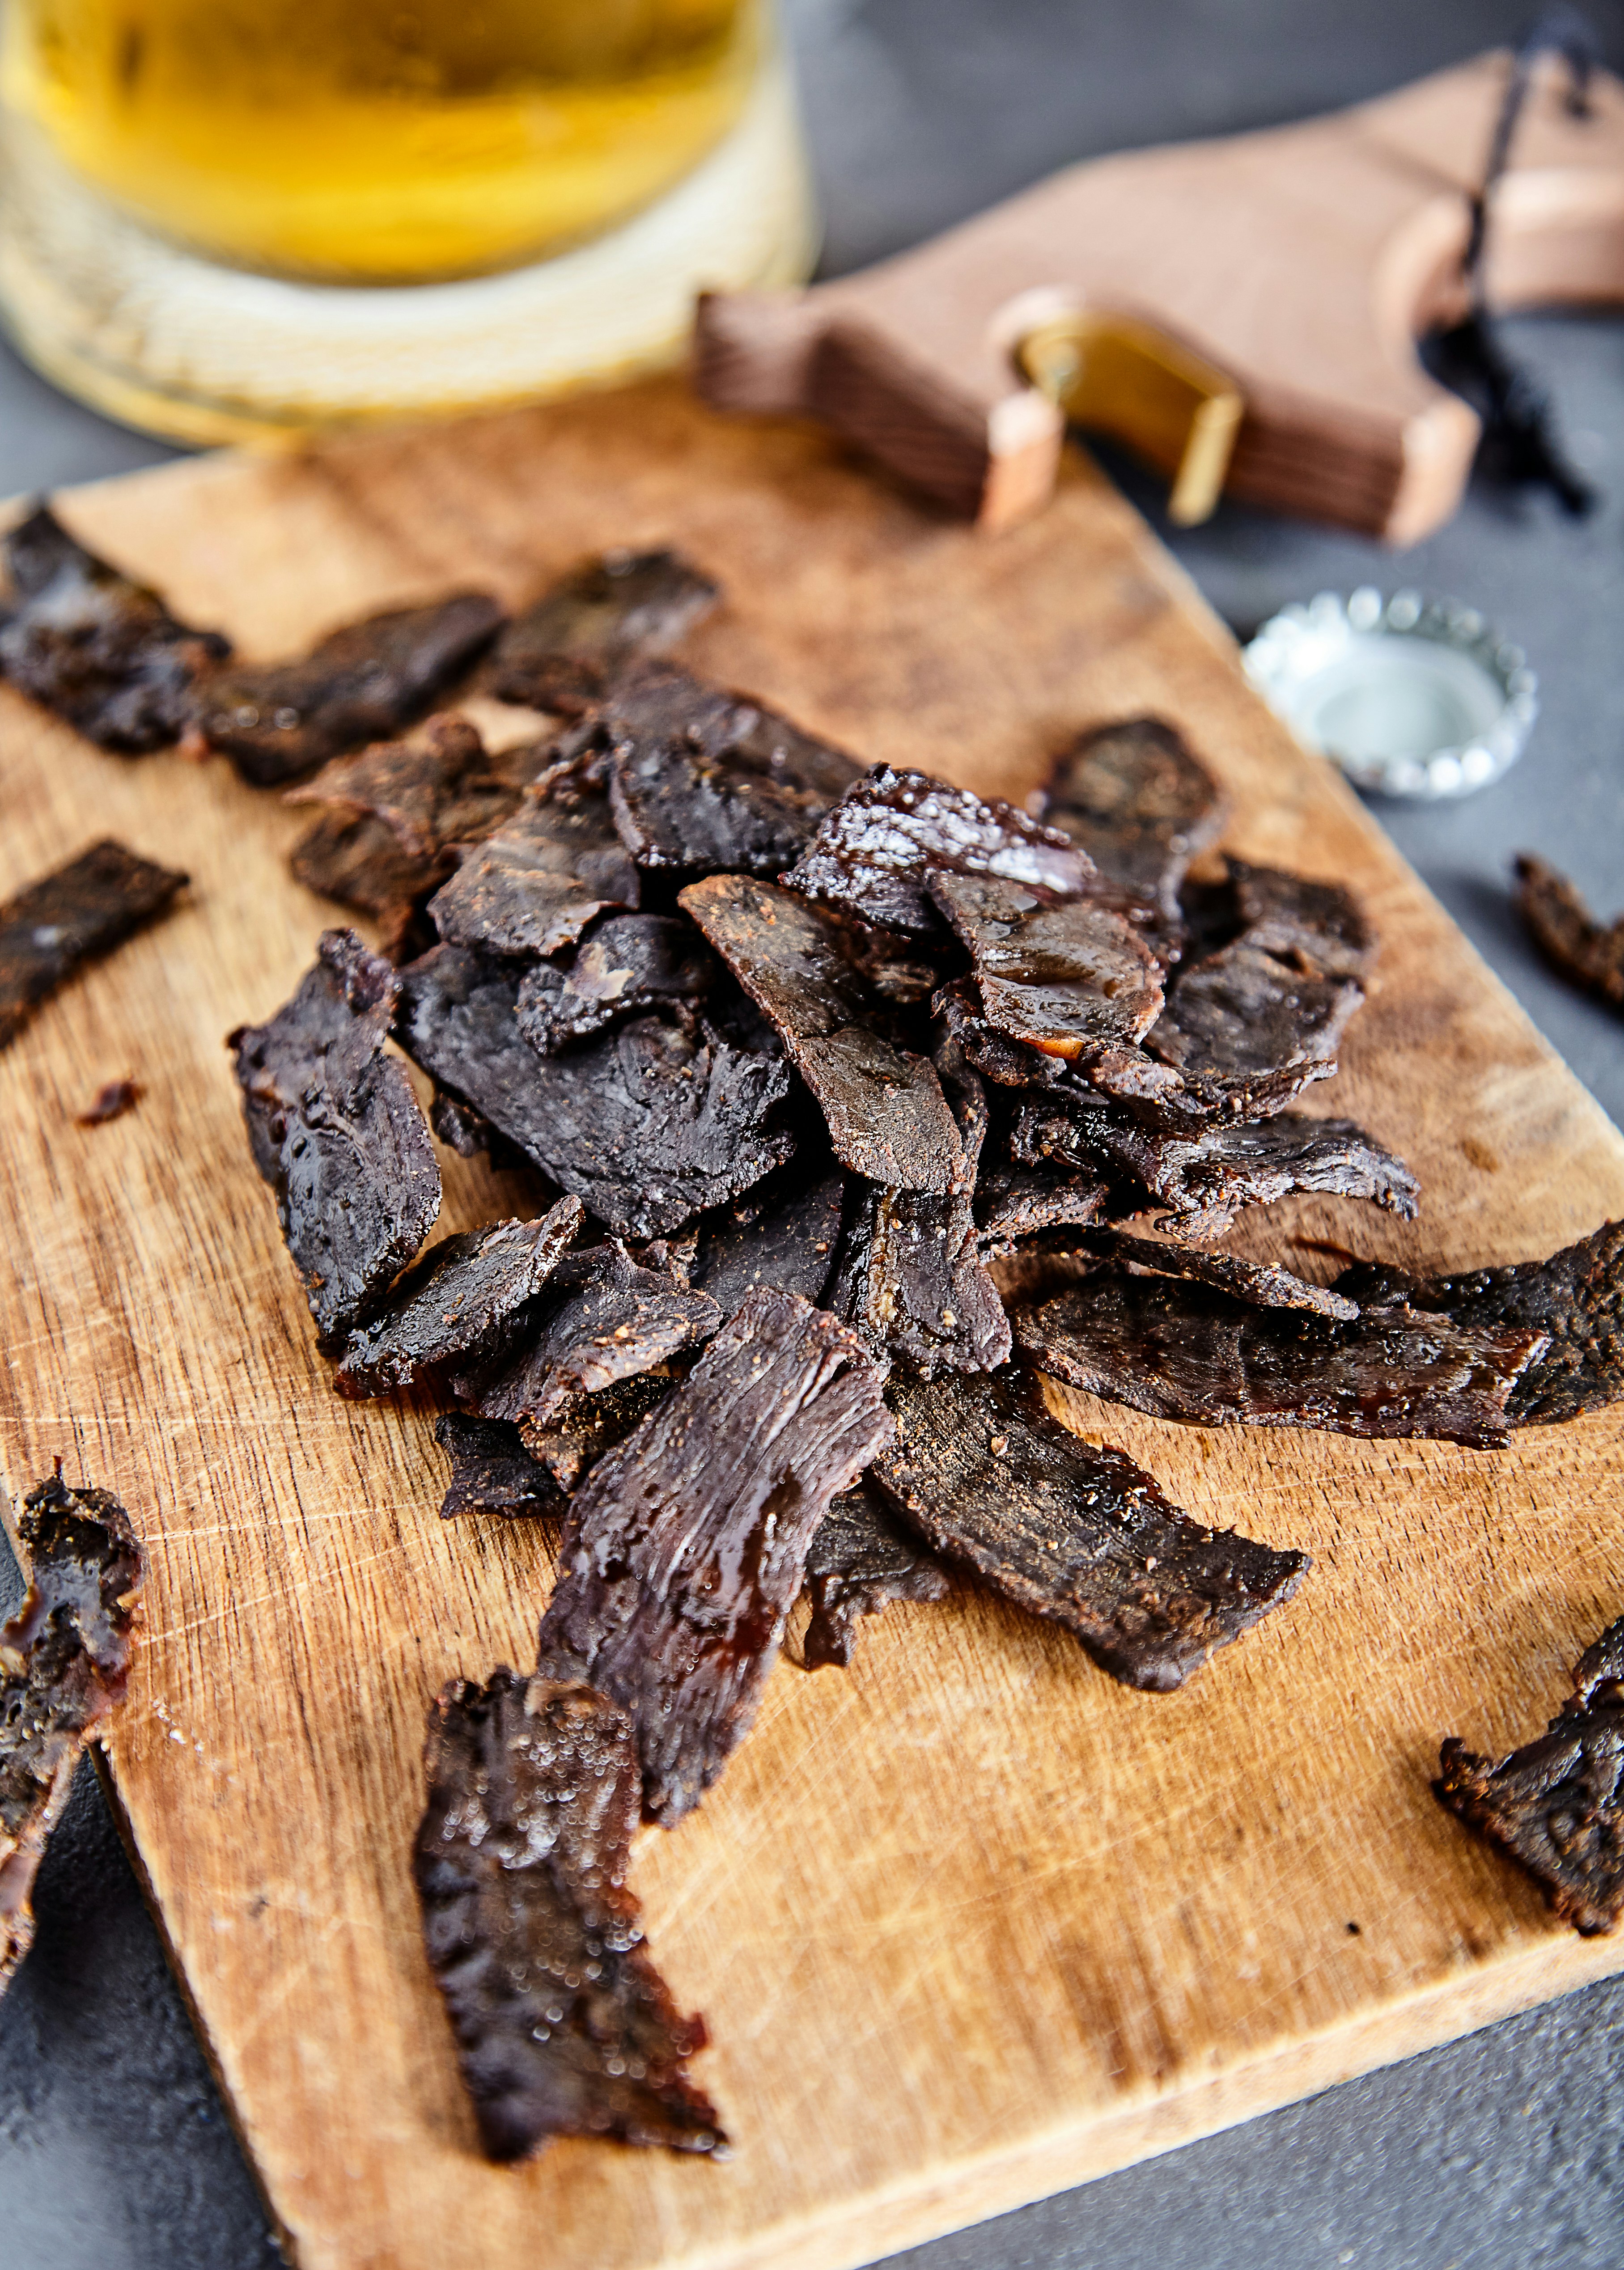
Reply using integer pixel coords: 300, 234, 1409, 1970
2, 381, 1622, 2270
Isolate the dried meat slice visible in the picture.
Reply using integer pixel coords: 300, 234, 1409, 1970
415, 1669, 724, 2161
802, 1479, 950, 1671
520, 1374, 676, 1494
427, 768, 640, 959
688, 1161, 845, 1317
0, 839, 188, 1050
831, 1179, 1013, 1376
481, 550, 720, 714
0, 503, 229, 752
291, 808, 433, 926
1039, 716, 1225, 919
933, 978, 1069, 1090
515, 915, 717, 1055
287, 716, 525, 868
974, 1165, 1107, 1253
537, 1289, 893, 1824
870, 1369, 1306, 1692
1081, 1227, 1360, 1320
433, 1414, 561, 1520
1227, 861, 1377, 983
2, 1470, 144, 1986
1513, 854, 1624, 1011
928, 870, 1164, 1059
1436, 1616, 1624, 1935
1144, 942, 1363, 1105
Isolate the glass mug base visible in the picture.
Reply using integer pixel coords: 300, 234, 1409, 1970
0, 51, 816, 449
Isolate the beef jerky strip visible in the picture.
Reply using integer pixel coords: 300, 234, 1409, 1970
680, 872, 960, 1192
2, 1470, 144, 1987
1513, 854, 1624, 1011
291, 809, 433, 928
784, 764, 1093, 940
516, 915, 717, 1055
1226, 861, 1377, 983
1436, 1615, 1624, 1935
537, 1288, 893, 1824
195, 592, 504, 787
481, 549, 719, 714
1143, 942, 1364, 1111
1336, 1217, 1624, 1427
928, 869, 1163, 1059
336, 1197, 584, 1395
0, 839, 187, 1050
427, 765, 640, 959
522, 1373, 677, 1494
0, 502, 229, 752
230, 928, 442, 1345
933, 978, 1069, 1089
870, 1369, 1306, 1692
433, 1414, 562, 1521
396, 946, 795, 1237
689, 1160, 845, 1317
1081, 1226, 1359, 1319
1039, 716, 1225, 920
416, 1669, 724, 2162
974, 1164, 1107, 1253
288, 714, 524, 864
802, 1479, 950, 1672
1013, 1274, 1545, 1448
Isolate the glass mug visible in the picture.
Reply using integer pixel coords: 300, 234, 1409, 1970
0, 0, 815, 443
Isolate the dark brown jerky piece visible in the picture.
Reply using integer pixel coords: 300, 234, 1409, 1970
0, 840, 187, 1050
521, 1373, 676, 1492
1013, 1275, 1544, 1448
433, 1414, 562, 1520
230, 928, 442, 1344
1039, 716, 1225, 918
415, 1669, 724, 2161
933, 978, 1069, 1090
689, 1161, 845, 1317
290, 808, 434, 926
1144, 942, 1363, 1105
1227, 861, 1377, 983
1514, 854, 1624, 1011
680, 873, 960, 1192
1436, 1616, 1624, 1935
870, 1369, 1306, 1692
784, 765, 1093, 940
802, 1479, 950, 1671
195, 592, 504, 787
2, 1470, 144, 1986
396, 947, 795, 1237
75, 1077, 141, 1126
427, 768, 641, 958
1082, 1227, 1359, 1319
288, 715, 523, 867
537, 1289, 893, 1824
515, 915, 717, 1055
335, 1198, 584, 1395
974, 1164, 1107, 1253
928, 870, 1164, 1059
481, 550, 720, 714
0, 503, 229, 752
831, 1178, 1013, 1376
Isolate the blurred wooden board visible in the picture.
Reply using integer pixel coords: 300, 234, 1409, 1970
1, 380, 1622, 2270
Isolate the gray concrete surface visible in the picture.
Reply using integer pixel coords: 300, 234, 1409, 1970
3, 2, 1623, 2265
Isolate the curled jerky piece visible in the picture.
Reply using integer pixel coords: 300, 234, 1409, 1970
482, 549, 720, 714
928, 869, 1163, 1059
803, 1481, 950, 1672
336, 1199, 584, 1395
520, 1374, 676, 1494
0, 502, 229, 752
871, 1369, 1306, 1692
537, 1289, 893, 1824
196, 592, 504, 786
428, 766, 641, 958
2, 1469, 144, 1986
933, 978, 1069, 1090
1014, 1275, 1545, 1448
1039, 716, 1225, 918
291, 808, 436, 928
516, 915, 717, 1055
1437, 1616, 1624, 1935
433, 1414, 561, 1521
0, 839, 188, 1050
231, 929, 441, 1345
690, 1161, 845, 1317
416, 1669, 724, 2162
681, 873, 959, 1192
1514, 854, 1624, 1011
1082, 1227, 1359, 1320
1227, 861, 1377, 983
974, 1164, 1107, 1253
288, 715, 525, 867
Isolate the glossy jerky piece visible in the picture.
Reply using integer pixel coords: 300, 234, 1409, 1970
427, 768, 640, 958
481, 550, 720, 714
521, 1373, 675, 1491
1145, 941, 1363, 1101
1, 1470, 144, 1986
1082, 1226, 1359, 1319
515, 915, 717, 1055
802, 1479, 950, 1671
287, 716, 523, 868
1040, 716, 1225, 918
1013, 1274, 1544, 1447
928, 870, 1163, 1059
1228, 861, 1377, 983
0, 503, 229, 752
1436, 1616, 1624, 1935
415, 1669, 724, 2162
689, 1161, 846, 1317
537, 1289, 893, 1824
933, 978, 1069, 1089
336, 1198, 585, 1394
195, 592, 504, 787
0, 839, 188, 1050
974, 1164, 1107, 1252
433, 1414, 561, 1521
871, 1369, 1306, 1692
1513, 853, 1624, 1010
680, 873, 960, 1192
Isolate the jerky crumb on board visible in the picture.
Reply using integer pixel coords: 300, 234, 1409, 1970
802, 1480, 950, 1671
433, 1414, 562, 1521
2, 1468, 145, 1988
0, 839, 188, 1052
1436, 1616, 1624, 1936
481, 547, 720, 714
415, 1669, 724, 2162
1513, 854, 1624, 1013
75, 1077, 141, 1126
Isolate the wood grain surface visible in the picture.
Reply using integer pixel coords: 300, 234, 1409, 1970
1, 382, 1622, 2270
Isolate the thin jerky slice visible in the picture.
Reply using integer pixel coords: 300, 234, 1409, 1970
433, 1414, 561, 1520
516, 915, 717, 1055
1082, 1227, 1359, 1319
689, 1161, 845, 1317
482, 550, 720, 714
1514, 854, 1624, 1010
1145, 941, 1363, 1103
290, 808, 433, 924
680, 873, 959, 1192
1040, 716, 1225, 918
397, 947, 795, 1237
0, 839, 188, 1050
928, 870, 1163, 1059
0, 503, 229, 752
2, 1470, 144, 1986
871, 1369, 1306, 1692
1228, 861, 1377, 983
1013, 1275, 1544, 1448
784, 765, 1093, 940
933, 978, 1069, 1090
802, 1479, 950, 1671
537, 1289, 893, 1824
230, 928, 441, 1344
428, 769, 640, 958
415, 1669, 724, 2162
831, 1180, 1013, 1376
1436, 1616, 1624, 1935
195, 592, 504, 787
336, 1198, 584, 1395
974, 1164, 1107, 1253
288, 715, 524, 866
522, 1374, 676, 1493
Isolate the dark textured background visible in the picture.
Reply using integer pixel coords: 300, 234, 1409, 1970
3, 3, 1624, 2263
